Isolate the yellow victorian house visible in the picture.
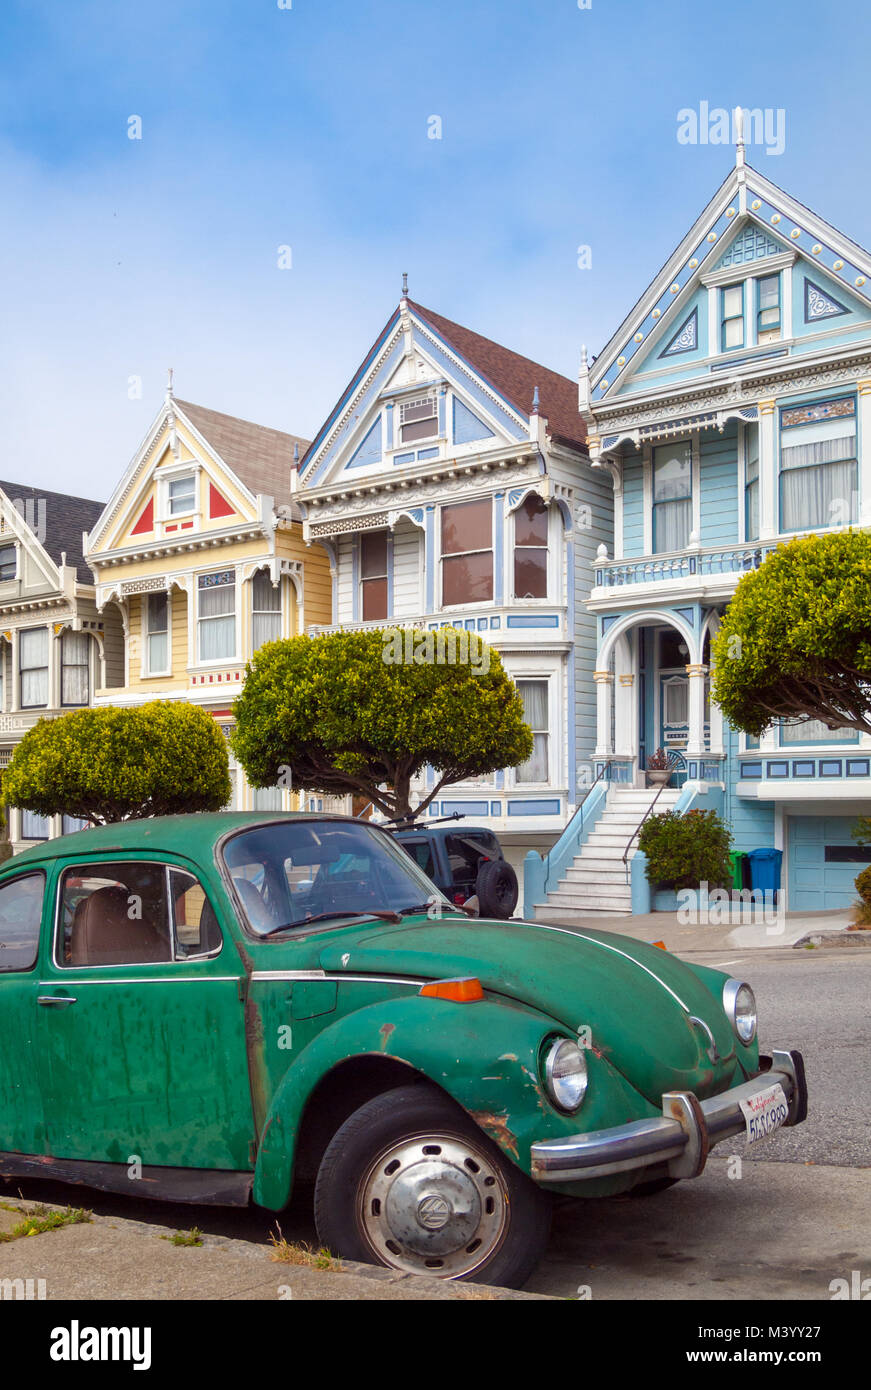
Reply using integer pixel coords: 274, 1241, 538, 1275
85, 385, 334, 812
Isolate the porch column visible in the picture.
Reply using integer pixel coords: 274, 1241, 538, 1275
686, 663, 708, 759
613, 631, 638, 761
594, 670, 614, 757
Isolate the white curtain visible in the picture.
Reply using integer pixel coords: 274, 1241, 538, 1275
252, 785, 283, 810
20, 810, 49, 839
516, 680, 549, 783
781, 458, 856, 531
198, 580, 235, 660
20, 628, 48, 706
61, 632, 90, 705
654, 498, 692, 552
664, 679, 689, 725
252, 572, 281, 651
780, 718, 852, 745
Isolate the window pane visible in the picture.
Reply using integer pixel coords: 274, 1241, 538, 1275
723, 317, 743, 348
60, 862, 173, 967
20, 628, 48, 667
516, 733, 548, 784
148, 592, 168, 632
781, 718, 850, 745
170, 867, 221, 957
252, 571, 280, 611
441, 499, 491, 555
20, 810, 50, 840
360, 531, 388, 579
514, 495, 548, 546
0, 873, 44, 972
0, 545, 16, 580
654, 498, 692, 552
199, 615, 235, 660
653, 444, 692, 501
746, 477, 759, 540
362, 576, 388, 621
758, 276, 779, 308
199, 583, 235, 617
514, 548, 547, 598
147, 631, 168, 671
781, 459, 857, 531
169, 477, 195, 514
723, 285, 743, 317
442, 551, 493, 605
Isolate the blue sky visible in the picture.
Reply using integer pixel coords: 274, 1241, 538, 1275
2, 0, 871, 494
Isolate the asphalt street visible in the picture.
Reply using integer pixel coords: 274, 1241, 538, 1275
5, 947, 869, 1299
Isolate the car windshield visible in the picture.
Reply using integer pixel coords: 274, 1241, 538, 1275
221, 819, 448, 937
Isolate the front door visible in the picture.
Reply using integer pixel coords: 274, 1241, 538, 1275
35, 855, 254, 1171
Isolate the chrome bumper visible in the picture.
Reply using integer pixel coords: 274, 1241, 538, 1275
530, 1049, 807, 1184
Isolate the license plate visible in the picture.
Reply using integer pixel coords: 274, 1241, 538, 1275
739, 1082, 789, 1143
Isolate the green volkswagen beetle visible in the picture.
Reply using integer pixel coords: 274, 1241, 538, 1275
0, 812, 807, 1288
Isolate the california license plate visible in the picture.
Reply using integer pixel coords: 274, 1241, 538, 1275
739, 1083, 789, 1143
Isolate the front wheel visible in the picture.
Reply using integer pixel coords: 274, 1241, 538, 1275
314, 1084, 551, 1287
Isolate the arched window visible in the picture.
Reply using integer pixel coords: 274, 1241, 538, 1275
252, 570, 281, 651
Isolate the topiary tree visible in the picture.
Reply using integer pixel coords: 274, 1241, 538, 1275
2, 702, 231, 825
712, 530, 871, 740
231, 627, 533, 821
638, 808, 732, 890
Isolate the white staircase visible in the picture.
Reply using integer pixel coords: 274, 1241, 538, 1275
534, 786, 682, 922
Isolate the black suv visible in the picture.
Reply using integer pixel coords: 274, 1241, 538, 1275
391, 822, 519, 919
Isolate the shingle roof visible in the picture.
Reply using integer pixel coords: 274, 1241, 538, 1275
175, 400, 310, 509
0, 480, 105, 582
408, 301, 587, 451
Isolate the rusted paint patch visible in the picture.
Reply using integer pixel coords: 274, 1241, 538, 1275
469, 1110, 519, 1161
379, 1022, 396, 1052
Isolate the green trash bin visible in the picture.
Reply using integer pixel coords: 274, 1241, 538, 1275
729, 852, 747, 890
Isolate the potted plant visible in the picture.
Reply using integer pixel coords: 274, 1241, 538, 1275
646, 747, 673, 788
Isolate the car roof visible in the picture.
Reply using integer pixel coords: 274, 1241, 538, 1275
393, 824, 495, 840
3, 812, 376, 870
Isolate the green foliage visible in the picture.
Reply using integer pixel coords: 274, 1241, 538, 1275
853, 816, 871, 847
638, 808, 733, 890
231, 628, 533, 819
855, 866, 871, 909
712, 530, 871, 739
2, 702, 231, 824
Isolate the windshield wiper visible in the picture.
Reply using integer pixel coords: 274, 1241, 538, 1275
260, 908, 403, 937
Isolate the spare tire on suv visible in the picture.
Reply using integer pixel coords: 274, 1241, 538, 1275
475, 858, 518, 919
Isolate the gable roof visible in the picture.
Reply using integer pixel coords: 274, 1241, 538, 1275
0, 480, 104, 582
407, 301, 586, 450
175, 400, 310, 508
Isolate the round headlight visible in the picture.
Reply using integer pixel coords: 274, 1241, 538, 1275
723, 979, 757, 1044
543, 1038, 588, 1113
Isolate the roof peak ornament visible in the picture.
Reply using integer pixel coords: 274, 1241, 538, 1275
401, 271, 409, 301
734, 105, 746, 180
165, 366, 174, 400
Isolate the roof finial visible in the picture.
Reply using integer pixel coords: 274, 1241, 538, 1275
166, 366, 174, 399
292, 441, 300, 467
581, 344, 589, 371
734, 105, 745, 172
401, 271, 409, 300
532, 385, 540, 415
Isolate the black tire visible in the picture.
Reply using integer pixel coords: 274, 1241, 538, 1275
314, 1083, 551, 1287
475, 859, 518, 919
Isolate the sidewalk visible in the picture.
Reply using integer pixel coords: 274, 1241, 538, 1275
532, 907, 860, 954
0, 1200, 548, 1301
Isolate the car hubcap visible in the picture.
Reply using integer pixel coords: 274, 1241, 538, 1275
356, 1132, 508, 1278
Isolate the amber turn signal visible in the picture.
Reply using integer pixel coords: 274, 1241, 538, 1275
419, 977, 484, 1002
651, 940, 667, 951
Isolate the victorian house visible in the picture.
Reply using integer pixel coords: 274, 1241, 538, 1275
84, 388, 333, 813
0, 481, 110, 850
297, 290, 613, 867
562, 142, 871, 914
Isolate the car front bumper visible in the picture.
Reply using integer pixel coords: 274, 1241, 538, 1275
530, 1049, 808, 1184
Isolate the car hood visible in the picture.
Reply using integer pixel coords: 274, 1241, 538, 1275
318, 916, 738, 1103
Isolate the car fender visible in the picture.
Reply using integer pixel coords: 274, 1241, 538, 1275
252, 993, 649, 1210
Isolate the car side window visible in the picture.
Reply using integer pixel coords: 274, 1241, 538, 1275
57, 861, 221, 968
0, 873, 45, 973
400, 840, 437, 880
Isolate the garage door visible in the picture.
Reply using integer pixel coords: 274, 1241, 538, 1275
788, 816, 871, 911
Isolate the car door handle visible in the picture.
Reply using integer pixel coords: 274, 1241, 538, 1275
37, 995, 77, 1007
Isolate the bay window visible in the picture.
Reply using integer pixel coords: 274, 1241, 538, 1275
441, 498, 493, 606
19, 627, 49, 707
197, 571, 236, 661
145, 593, 169, 674
515, 679, 549, 784
61, 631, 90, 706
780, 397, 857, 532
653, 442, 692, 553
513, 495, 548, 599
360, 532, 389, 621
252, 570, 281, 649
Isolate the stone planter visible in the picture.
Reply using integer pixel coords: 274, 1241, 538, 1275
646, 769, 671, 788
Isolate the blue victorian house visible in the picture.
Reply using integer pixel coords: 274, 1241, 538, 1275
568, 136, 871, 915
